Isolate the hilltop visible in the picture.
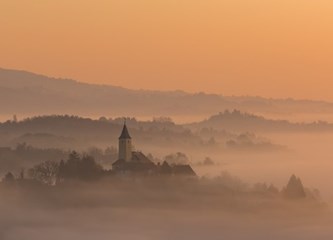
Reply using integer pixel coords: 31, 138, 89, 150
186, 110, 333, 133
2, 68, 333, 120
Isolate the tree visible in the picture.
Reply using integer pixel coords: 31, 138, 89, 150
153, 116, 173, 124
164, 152, 189, 165
29, 160, 59, 185
253, 182, 268, 193
267, 184, 279, 194
203, 157, 214, 166
3, 172, 15, 182
284, 174, 306, 199
80, 155, 103, 180
57, 159, 66, 183
19, 169, 25, 180
58, 152, 103, 181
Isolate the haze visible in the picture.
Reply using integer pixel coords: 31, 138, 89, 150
3, 1, 333, 239
1, 0, 333, 100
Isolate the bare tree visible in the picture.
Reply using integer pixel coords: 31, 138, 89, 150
29, 160, 59, 185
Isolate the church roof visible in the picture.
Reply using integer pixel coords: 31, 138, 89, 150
131, 152, 154, 165
112, 158, 126, 166
112, 152, 154, 166
119, 123, 131, 139
171, 165, 197, 176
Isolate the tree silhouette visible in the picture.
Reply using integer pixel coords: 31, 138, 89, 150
3, 172, 15, 182
284, 174, 306, 199
29, 160, 59, 185
57, 151, 103, 181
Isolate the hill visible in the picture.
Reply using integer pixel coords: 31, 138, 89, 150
2, 68, 333, 120
186, 110, 333, 133
0, 115, 284, 153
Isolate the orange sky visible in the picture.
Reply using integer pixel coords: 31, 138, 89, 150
1, 0, 333, 100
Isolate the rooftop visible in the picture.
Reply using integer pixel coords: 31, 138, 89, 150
119, 123, 131, 139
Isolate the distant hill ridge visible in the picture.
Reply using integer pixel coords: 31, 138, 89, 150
186, 110, 333, 132
2, 112, 332, 136
1, 67, 333, 119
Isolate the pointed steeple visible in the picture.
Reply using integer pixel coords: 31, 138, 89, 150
119, 120, 131, 139
118, 120, 133, 161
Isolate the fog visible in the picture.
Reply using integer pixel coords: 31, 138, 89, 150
0, 176, 332, 240
1, 115, 333, 199
1, 112, 333, 239
197, 133, 333, 198
154, 132, 332, 203
1, 130, 333, 239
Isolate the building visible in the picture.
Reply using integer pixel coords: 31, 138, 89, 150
112, 122, 157, 174
112, 122, 196, 177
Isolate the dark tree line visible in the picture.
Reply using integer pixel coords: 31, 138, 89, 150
58, 151, 104, 182
2, 151, 105, 185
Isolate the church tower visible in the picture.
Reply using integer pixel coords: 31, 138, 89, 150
118, 121, 132, 161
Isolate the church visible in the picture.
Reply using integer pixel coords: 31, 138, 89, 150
112, 122, 196, 176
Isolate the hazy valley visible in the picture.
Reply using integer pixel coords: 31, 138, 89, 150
1, 68, 333, 239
